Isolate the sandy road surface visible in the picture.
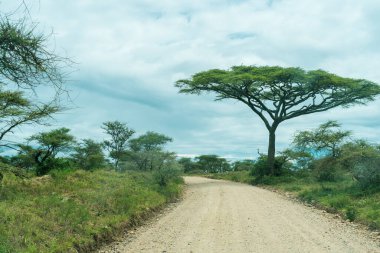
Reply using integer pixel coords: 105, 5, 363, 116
98, 176, 380, 253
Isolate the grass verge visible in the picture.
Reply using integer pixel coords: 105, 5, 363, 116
205, 171, 380, 231
0, 168, 183, 253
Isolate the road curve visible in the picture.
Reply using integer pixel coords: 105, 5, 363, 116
98, 176, 380, 253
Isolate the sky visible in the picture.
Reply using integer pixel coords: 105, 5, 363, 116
1, 0, 380, 160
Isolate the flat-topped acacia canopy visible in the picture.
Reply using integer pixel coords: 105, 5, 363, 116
175, 66, 380, 175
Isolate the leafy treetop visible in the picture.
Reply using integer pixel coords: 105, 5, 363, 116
176, 66, 380, 130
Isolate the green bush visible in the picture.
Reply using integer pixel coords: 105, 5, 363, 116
0, 168, 183, 252
346, 207, 357, 221
153, 166, 183, 187
250, 155, 290, 178
338, 140, 379, 171
352, 157, 380, 189
253, 174, 296, 185
310, 157, 341, 182
327, 195, 350, 209
36, 157, 73, 176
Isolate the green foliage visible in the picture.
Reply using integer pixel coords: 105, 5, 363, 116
178, 157, 197, 173
102, 121, 135, 170
346, 207, 357, 221
124, 150, 171, 171
338, 140, 379, 169
0, 86, 61, 149
0, 16, 67, 89
309, 157, 341, 182
153, 163, 183, 187
9, 146, 36, 170
176, 66, 380, 110
0, 13, 70, 151
0, 168, 183, 252
232, 159, 255, 171
250, 155, 290, 179
284, 124, 380, 188
129, 131, 172, 152
207, 170, 251, 183
293, 120, 351, 157
72, 139, 106, 170
352, 156, 380, 189
126, 131, 173, 171
176, 65, 380, 173
19, 128, 76, 175
195, 154, 231, 173
335, 140, 380, 189
281, 148, 313, 170
0, 162, 30, 185
29, 128, 75, 154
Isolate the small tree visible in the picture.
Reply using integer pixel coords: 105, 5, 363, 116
178, 157, 197, 173
129, 131, 172, 152
232, 159, 255, 171
339, 140, 380, 188
72, 139, 106, 170
176, 66, 380, 175
152, 153, 183, 187
128, 131, 173, 171
293, 121, 351, 158
289, 121, 351, 181
102, 121, 135, 170
195, 155, 231, 173
281, 148, 313, 170
21, 128, 75, 175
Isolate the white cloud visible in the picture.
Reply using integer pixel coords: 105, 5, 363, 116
1, 0, 380, 159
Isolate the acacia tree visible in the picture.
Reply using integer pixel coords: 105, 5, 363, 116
17, 128, 75, 175
178, 157, 196, 173
128, 131, 173, 171
0, 12, 69, 149
293, 120, 351, 158
129, 131, 172, 152
102, 121, 135, 170
176, 66, 380, 175
0, 90, 60, 149
0, 17, 65, 89
195, 155, 231, 173
72, 139, 106, 170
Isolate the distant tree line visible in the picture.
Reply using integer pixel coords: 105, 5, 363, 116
182, 120, 380, 190
1, 121, 179, 175
178, 155, 255, 174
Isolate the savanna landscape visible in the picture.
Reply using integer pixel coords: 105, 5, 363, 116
1, 1, 380, 252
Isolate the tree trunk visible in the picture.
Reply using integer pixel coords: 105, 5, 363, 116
267, 129, 276, 175
115, 159, 119, 171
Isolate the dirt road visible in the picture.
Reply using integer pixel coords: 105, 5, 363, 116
98, 176, 380, 253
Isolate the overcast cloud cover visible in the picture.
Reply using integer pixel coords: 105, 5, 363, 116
2, 0, 380, 160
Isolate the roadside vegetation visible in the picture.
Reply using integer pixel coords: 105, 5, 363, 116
185, 121, 380, 230
0, 119, 184, 253
0, 121, 184, 253
0, 7, 183, 253
0, 168, 182, 253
